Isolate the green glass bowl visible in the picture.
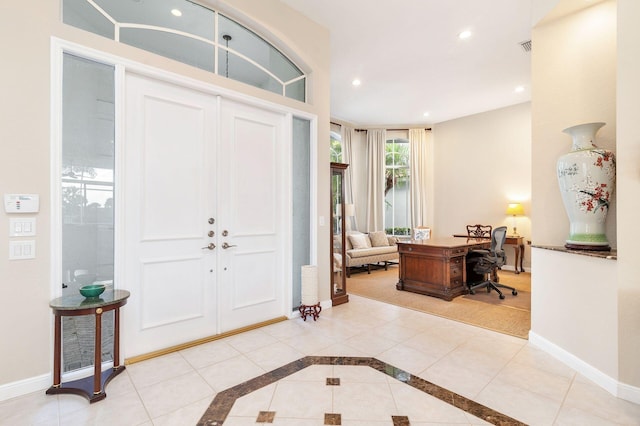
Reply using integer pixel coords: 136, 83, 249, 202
79, 284, 106, 298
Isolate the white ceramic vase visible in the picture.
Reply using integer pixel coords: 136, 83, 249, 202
556, 122, 615, 250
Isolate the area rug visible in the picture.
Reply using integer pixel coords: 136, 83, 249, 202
347, 266, 531, 339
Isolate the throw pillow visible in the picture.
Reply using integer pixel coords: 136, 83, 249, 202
348, 233, 371, 249
369, 231, 389, 247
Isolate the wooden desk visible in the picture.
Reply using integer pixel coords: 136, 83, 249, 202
397, 237, 490, 301
47, 289, 130, 403
505, 235, 525, 274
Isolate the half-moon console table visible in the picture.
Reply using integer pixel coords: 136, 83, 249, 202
46, 289, 130, 403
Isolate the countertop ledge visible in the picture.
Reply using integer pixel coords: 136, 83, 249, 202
532, 245, 617, 260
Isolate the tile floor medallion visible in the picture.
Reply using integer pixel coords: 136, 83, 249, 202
196, 356, 525, 425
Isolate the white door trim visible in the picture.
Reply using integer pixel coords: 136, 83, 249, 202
50, 38, 319, 360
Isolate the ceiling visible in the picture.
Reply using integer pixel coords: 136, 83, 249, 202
279, 0, 533, 127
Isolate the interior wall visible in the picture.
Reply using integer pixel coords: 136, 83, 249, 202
530, 0, 617, 369
0, 0, 330, 396
615, 0, 640, 392
531, 0, 617, 248
432, 102, 532, 270
531, 0, 640, 399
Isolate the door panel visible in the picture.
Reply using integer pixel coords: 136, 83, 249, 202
218, 100, 287, 332
141, 96, 204, 240
124, 75, 289, 356
140, 256, 205, 328
124, 74, 217, 357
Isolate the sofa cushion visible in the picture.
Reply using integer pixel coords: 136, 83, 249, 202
369, 231, 389, 247
348, 233, 371, 249
347, 245, 397, 258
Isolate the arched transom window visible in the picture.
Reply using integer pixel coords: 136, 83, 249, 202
63, 0, 306, 102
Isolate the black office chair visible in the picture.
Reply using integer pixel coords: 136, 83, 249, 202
467, 226, 518, 300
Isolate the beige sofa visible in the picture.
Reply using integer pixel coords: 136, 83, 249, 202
337, 231, 399, 277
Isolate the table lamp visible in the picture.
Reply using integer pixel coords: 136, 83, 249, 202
506, 203, 524, 235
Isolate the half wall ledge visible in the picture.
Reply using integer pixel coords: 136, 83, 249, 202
532, 245, 617, 260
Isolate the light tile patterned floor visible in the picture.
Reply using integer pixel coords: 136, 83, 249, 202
1, 295, 639, 425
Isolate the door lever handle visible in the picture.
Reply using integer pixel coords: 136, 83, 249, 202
222, 242, 237, 249
202, 243, 216, 250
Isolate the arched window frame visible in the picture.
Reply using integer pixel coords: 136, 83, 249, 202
62, 0, 307, 101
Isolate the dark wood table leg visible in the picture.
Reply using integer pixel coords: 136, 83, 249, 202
513, 246, 521, 274
519, 243, 525, 272
113, 308, 120, 369
94, 308, 103, 396
53, 314, 61, 387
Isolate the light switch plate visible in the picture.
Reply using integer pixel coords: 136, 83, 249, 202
9, 240, 36, 260
9, 217, 36, 237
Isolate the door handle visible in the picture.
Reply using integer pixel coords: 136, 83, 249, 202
222, 242, 237, 249
202, 243, 216, 250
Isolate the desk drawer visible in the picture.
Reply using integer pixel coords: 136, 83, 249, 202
450, 257, 463, 280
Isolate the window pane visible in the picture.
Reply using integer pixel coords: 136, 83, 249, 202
62, 53, 115, 372
96, 0, 215, 40
330, 131, 342, 163
218, 15, 303, 82
384, 139, 410, 236
292, 117, 311, 309
121, 28, 215, 71
285, 78, 306, 102
63, 0, 114, 39
218, 49, 281, 95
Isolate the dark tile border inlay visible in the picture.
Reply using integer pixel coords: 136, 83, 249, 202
324, 412, 341, 425
196, 356, 526, 426
256, 411, 275, 423
391, 415, 410, 426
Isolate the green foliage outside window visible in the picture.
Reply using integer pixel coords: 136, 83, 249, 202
330, 134, 342, 163
385, 141, 409, 195
385, 227, 410, 236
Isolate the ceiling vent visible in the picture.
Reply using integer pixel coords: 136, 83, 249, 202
519, 40, 532, 52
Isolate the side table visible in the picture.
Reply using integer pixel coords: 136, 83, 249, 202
505, 235, 525, 274
46, 289, 130, 403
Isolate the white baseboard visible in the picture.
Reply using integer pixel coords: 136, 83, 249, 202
529, 331, 640, 405
0, 374, 50, 402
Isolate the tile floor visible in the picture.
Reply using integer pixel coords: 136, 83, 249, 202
1, 295, 639, 425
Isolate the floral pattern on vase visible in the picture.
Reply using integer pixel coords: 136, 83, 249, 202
557, 122, 615, 250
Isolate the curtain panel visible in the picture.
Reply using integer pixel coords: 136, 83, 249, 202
409, 128, 430, 228
341, 125, 358, 231
365, 129, 386, 232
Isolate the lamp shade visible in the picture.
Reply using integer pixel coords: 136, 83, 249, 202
506, 203, 525, 216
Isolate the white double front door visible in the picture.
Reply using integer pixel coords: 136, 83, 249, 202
123, 73, 289, 358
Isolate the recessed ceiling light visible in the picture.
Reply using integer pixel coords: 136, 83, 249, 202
171, 9, 182, 17
423, 112, 430, 117
352, 79, 361, 87
458, 30, 472, 40
515, 86, 525, 93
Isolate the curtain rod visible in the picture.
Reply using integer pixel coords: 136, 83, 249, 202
331, 122, 431, 131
